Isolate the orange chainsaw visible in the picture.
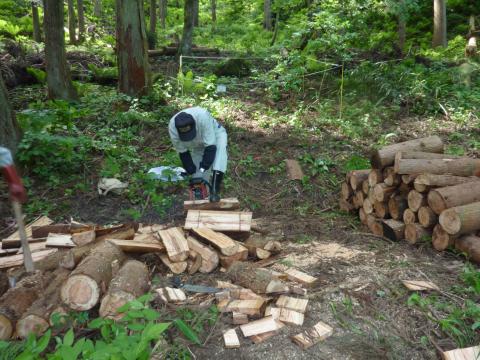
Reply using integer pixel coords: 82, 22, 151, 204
188, 177, 212, 201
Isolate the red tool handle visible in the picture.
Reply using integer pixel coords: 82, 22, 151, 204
2, 165, 27, 203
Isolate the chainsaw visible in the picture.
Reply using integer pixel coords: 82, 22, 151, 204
188, 176, 212, 201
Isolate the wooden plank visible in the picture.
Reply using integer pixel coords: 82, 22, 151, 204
291, 321, 333, 349
240, 316, 279, 337
184, 198, 240, 211
232, 312, 249, 325
158, 254, 187, 274
158, 227, 189, 262
72, 230, 96, 246
443, 346, 480, 360
269, 307, 304, 326
0, 249, 57, 269
32, 224, 92, 238
184, 210, 252, 232
186, 236, 219, 273
401, 280, 440, 291
107, 239, 164, 253
276, 296, 308, 313
16, 241, 47, 254
223, 329, 240, 349
191, 228, 239, 256
2, 216, 53, 248
284, 268, 318, 287
249, 322, 285, 344
226, 299, 266, 316
285, 159, 304, 180
46, 234, 76, 248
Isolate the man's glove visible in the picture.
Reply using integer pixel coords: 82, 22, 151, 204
2, 165, 27, 203
179, 151, 196, 175
199, 145, 217, 170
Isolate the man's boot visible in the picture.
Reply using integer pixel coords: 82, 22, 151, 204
210, 170, 224, 202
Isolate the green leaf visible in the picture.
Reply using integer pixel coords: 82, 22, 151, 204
142, 308, 160, 321
127, 323, 145, 332
36, 329, 51, 353
143, 323, 170, 341
127, 310, 145, 318
64, 328, 75, 347
136, 293, 153, 304
88, 317, 105, 329
174, 319, 201, 345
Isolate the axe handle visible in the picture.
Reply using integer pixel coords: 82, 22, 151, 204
12, 201, 35, 272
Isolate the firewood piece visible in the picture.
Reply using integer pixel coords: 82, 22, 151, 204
227, 262, 286, 294
418, 206, 438, 228
95, 224, 136, 242
220, 244, 248, 269
185, 210, 252, 232
223, 329, 240, 349
407, 190, 427, 212
367, 215, 384, 236
264, 240, 282, 253
137, 224, 166, 234
0, 272, 44, 340
396, 158, 480, 177
16, 268, 70, 338
401, 174, 417, 185
158, 254, 187, 274
291, 321, 333, 349
99, 260, 149, 319
361, 180, 369, 195
363, 198, 374, 214
191, 227, 239, 256
382, 219, 405, 241
285, 159, 304, 180
276, 296, 308, 313
440, 202, 480, 236
107, 239, 164, 253
72, 230, 96, 246
186, 236, 219, 273
359, 208, 367, 225
61, 242, 126, 311
156, 287, 187, 303
368, 169, 383, 186
187, 251, 202, 274
249, 321, 285, 343
373, 183, 396, 202
226, 299, 266, 316
46, 233, 76, 248
401, 280, 439, 291
405, 224, 432, 245
388, 195, 408, 220
158, 227, 189, 262
374, 201, 389, 219
217, 280, 241, 289
403, 209, 417, 224
2, 216, 53, 248
432, 225, 456, 251
370, 136, 444, 168
341, 182, 353, 201
455, 235, 480, 263
229, 288, 263, 300
289, 285, 307, 296
284, 268, 318, 287
442, 345, 480, 360
414, 174, 480, 194
0, 249, 57, 270
232, 312, 249, 325
184, 198, 241, 211
240, 316, 280, 337
269, 307, 304, 326
339, 199, 355, 213
349, 170, 370, 191
383, 166, 395, 179
428, 182, 480, 215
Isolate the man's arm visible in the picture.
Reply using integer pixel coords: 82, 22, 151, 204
168, 121, 196, 175
198, 111, 218, 171
0, 147, 27, 203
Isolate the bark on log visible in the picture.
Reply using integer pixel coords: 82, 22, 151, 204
403, 209, 417, 224
414, 174, 480, 193
368, 169, 383, 186
405, 224, 432, 245
374, 201, 389, 219
396, 158, 480, 177
388, 195, 408, 220
61, 242, 126, 310
226, 262, 285, 294
382, 219, 405, 241
418, 206, 438, 228
373, 183, 396, 202
99, 260, 149, 319
432, 224, 456, 251
428, 181, 480, 215
370, 136, 443, 169
394, 151, 460, 172
349, 170, 370, 191
439, 202, 480, 236
455, 235, 480, 263
407, 190, 427, 212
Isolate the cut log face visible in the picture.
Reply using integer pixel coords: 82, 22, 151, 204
158, 227, 189, 262
439, 202, 480, 236
418, 206, 438, 228
405, 223, 432, 245
428, 181, 480, 215
285, 159, 304, 180
388, 195, 408, 220
186, 236, 219, 273
350, 170, 370, 191
61, 274, 100, 311
361, 180, 369, 195
16, 314, 49, 338
291, 321, 333, 349
158, 254, 187, 274
367, 215, 384, 236
432, 224, 456, 251
384, 173, 401, 187
407, 190, 427, 212
403, 209, 417, 225
185, 210, 252, 232
191, 227, 239, 256
359, 208, 367, 224
382, 219, 405, 241
184, 198, 241, 211
373, 183, 396, 202
353, 192, 365, 208
363, 198, 374, 214
396, 158, 480, 177
339, 199, 355, 213
401, 174, 417, 185
368, 169, 383, 187
370, 136, 443, 168
240, 316, 279, 337
455, 235, 480, 263
374, 201, 389, 219
72, 230, 96, 246
341, 182, 353, 200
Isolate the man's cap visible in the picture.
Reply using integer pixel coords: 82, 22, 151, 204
175, 112, 196, 141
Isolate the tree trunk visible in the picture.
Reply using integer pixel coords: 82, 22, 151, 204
211, 0, 216, 23
398, 15, 406, 54
193, 0, 199, 27
67, 0, 77, 45
0, 76, 21, 154
43, 0, 78, 100
150, 0, 157, 35
32, 2, 42, 42
432, 0, 447, 47
271, 10, 280, 46
263, 0, 272, 30
179, 0, 195, 55
116, 0, 152, 96
427, 181, 480, 215
93, 0, 102, 17
159, 0, 167, 28
77, 0, 85, 43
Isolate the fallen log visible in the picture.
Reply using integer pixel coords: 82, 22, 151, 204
395, 158, 480, 177
439, 202, 480, 236
99, 260, 149, 319
227, 262, 287, 294
370, 136, 443, 168
418, 206, 438, 228
414, 174, 480, 193
432, 224, 456, 251
61, 242, 126, 311
183, 198, 240, 211
388, 195, 408, 220
407, 190, 427, 212
382, 219, 405, 241
427, 181, 480, 215
455, 235, 480, 263
186, 236, 219, 273
405, 224, 432, 245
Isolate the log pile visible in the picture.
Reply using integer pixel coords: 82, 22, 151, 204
340, 136, 480, 263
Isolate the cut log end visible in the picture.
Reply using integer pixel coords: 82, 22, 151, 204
439, 209, 462, 235
0, 314, 13, 340
16, 314, 49, 338
427, 190, 447, 215
61, 274, 100, 311
432, 225, 455, 251
99, 291, 135, 320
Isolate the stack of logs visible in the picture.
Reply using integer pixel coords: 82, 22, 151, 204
340, 136, 480, 263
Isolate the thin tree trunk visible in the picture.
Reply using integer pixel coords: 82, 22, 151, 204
193, 0, 199, 27
397, 0, 406, 54
211, 0, 216, 23
264, 0, 272, 30
179, 0, 195, 55
67, 0, 77, 45
93, 0, 102, 17
270, 10, 280, 46
150, 0, 157, 34
77, 0, 85, 43
43, 0, 78, 100
116, 0, 151, 96
0, 75, 21, 154
432, 0, 447, 47
32, 2, 42, 42
159, 0, 167, 28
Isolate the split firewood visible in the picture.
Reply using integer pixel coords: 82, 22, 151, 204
370, 136, 443, 168
61, 242, 126, 311
16, 268, 70, 338
223, 329, 240, 349
432, 225, 457, 251
249, 321, 285, 343
216, 280, 241, 289
220, 243, 248, 269
403, 209, 418, 225
455, 235, 480, 263
184, 210, 252, 232
291, 321, 333, 349
428, 181, 480, 215
414, 173, 480, 193
401, 280, 439, 291
382, 219, 405, 241
99, 260, 149, 319
158, 227, 189, 262
368, 169, 383, 186
407, 190, 427, 212
107, 239, 165, 253
186, 236, 219, 273
276, 295, 308, 313
442, 345, 480, 360
95, 224, 136, 242
158, 254, 188, 274
191, 227, 239, 256
227, 262, 288, 294
269, 307, 304, 326
46, 233, 76, 248
137, 224, 166, 234
396, 158, 480, 177
284, 268, 318, 287
31, 223, 92, 239
187, 251, 202, 274
349, 170, 370, 191
232, 312, 249, 325
156, 287, 187, 303
439, 202, 480, 236
388, 195, 408, 220
285, 159, 304, 181
405, 224, 432, 245
72, 230, 96, 246
239, 316, 280, 337
226, 299, 266, 316
367, 215, 383, 236
374, 201, 389, 219
341, 182, 353, 201
184, 198, 240, 211
418, 206, 438, 228
373, 183, 396, 202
